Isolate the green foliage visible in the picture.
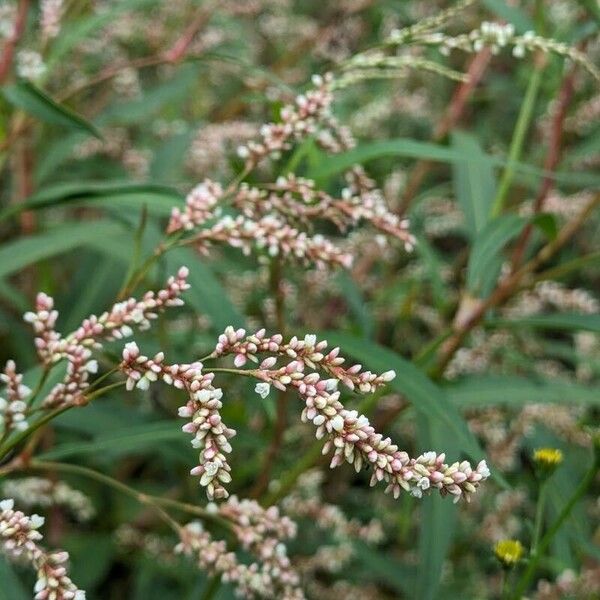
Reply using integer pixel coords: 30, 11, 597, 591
0, 1, 598, 599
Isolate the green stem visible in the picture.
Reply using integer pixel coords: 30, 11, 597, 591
491, 65, 544, 217
0, 381, 125, 460
0, 406, 68, 461
512, 455, 599, 598
199, 575, 221, 600
28, 459, 182, 534
531, 481, 547, 555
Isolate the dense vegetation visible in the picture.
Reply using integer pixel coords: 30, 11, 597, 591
0, 1, 598, 599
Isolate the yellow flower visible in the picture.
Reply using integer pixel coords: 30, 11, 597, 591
533, 448, 563, 469
494, 539, 524, 567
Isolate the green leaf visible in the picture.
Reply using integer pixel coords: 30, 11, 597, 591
466, 214, 526, 296
0, 181, 182, 223
0, 558, 29, 600
335, 272, 374, 338
38, 421, 184, 460
446, 376, 600, 408
485, 313, 600, 334
308, 139, 470, 179
166, 249, 245, 333
0, 221, 127, 280
352, 542, 415, 595
451, 131, 497, 238
64, 534, 114, 589
532, 213, 559, 240
416, 415, 458, 600
3, 81, 101, 139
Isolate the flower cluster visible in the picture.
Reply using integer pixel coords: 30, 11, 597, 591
0, 360, 30, 433
190, 213, 353, 269
40, 0, 64, 39
22, 268, 190, 410
233, 170, 415, 252
167, 180, 223, 234
282, 470, 383, 576
175, 496, 304, 600
2, 478, 95, 522
213, 327, 490, 502
119, 327, 489, 504
0, 498, 85, 599
120, 342, 235, 500
236, 74, 351, 166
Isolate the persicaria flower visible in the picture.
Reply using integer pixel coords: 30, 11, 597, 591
120, 343, 235, 500
0, 499, 85, 599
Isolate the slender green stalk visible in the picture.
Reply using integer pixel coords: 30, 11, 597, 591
491, 65, 544, 217
0, 406, 69, 461
199, 575, 221, 600
511, 454, 599, 598
0, 381, 125, 460
531, 481, 547, 555
28, 459, 182, 534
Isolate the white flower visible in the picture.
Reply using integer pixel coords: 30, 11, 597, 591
303, 334, 317, 347
477, 460, 490, 478
255, 382, 270, 399
0, 499, 14, 511
331, 414, 345, 432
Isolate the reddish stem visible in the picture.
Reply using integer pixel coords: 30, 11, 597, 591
0, 0, 30, 84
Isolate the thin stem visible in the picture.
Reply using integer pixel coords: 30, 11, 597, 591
151, 497, 233, 532
531, 481, 547, 556
491, 60, 544, 217
399, 48, 492, 214
501, 570, 510, 600
26, 366, 51, 408
117, 235, 183, 300
28, 460, 182, 535
0, 407, 68, 461
0, 381, 125, 460
433, 193, 600, 377
209, 367, 259, 378
509, 66, 576, 270
511, 453, 599, 599
0, 0, 30, 84
199, 575, 221, 600
252, 258, 288, 498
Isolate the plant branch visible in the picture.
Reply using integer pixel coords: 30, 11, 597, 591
0, 0, 30, 84
433, 192, 600, 377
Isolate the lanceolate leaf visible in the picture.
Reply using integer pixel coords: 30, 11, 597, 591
452, 131, 498, 237
3, 81, 102, 139
0, 221, 127, 280
486, 313, 600, 333
415, 415, 459, 600
466, 214, 526, 296
446, 376, 600, 408
0, 181, 183, 223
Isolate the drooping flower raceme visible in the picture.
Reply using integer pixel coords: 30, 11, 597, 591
121, 327, 490, 504
2, 478, 95, 522
165, 74, 415, 272
22, 268, 190, 410
0, 360, 31, 433
176, 495, 303, 600
120, 342, 235, 501
0, 498, 85, 599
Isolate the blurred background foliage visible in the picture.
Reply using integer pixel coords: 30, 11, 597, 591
0, 0, 599, 598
